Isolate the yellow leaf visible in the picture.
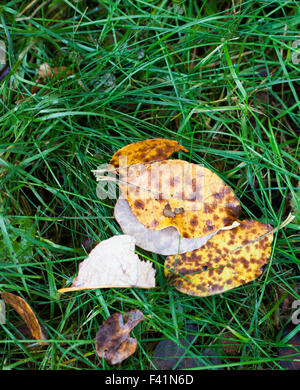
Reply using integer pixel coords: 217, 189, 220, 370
109, 138, 188, 169
165, 220, 273, 297
120, 159, 241, 238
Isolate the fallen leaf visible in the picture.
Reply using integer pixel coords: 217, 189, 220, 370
1, 292, 47, 344
109, 138, 188, 169
220, 331, 242, 356
114, 198, 239, 255
38, 62, 72, 80
152, 340, 223, 369
151, 324, 199, 369
152, 338, 198, 369
95, 310, 145, 365
165, 220, 273, 297
279, 324, 300, 370
58, 235, 156, 293
119, 159, 241, 238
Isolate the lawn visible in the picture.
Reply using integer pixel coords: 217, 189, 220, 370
0, 0, 299, 370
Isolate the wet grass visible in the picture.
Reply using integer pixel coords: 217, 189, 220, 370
0, 0, 299, 370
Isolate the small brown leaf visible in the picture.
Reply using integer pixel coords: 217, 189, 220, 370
95, 310, 145, 365
1, 292, 47, 344
109, 138, 188, 169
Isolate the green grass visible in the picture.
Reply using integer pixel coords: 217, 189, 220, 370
0, 0, 299, 370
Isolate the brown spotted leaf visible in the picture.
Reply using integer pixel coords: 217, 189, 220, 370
1, 292, 47, 344
120, 159, 240, 238
58, 235, 156, 293
114, 198, 239, 255
165, 220, 273, 297
96, 310, 145, 365
109, 138, 188, 169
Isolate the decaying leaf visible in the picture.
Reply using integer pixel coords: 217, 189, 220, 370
38, 62, 72, 80
152, 338, 199, 369
151, 324, 200, 369
165, 220, 273, 297
58, 235, 156, 293
152, 338, 223, 369
109, 138, 188, 169
114, 198, 239, 255
279, 325, 300, 370
1, 292, 47, 344
96, 310, 145, 365
220, 331, 242, 356
120, 159, 241, 238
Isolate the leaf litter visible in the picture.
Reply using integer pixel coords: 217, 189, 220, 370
56, 137, 293, 365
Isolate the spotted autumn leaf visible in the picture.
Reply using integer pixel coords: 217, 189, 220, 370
109, 138, 188, 169
1, 292, 47, 344
58, 235, 155, 293
114, 198, 239, 255
96, 310, 145, 365
164, 220, 273, 297
119, 159, 241, 239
